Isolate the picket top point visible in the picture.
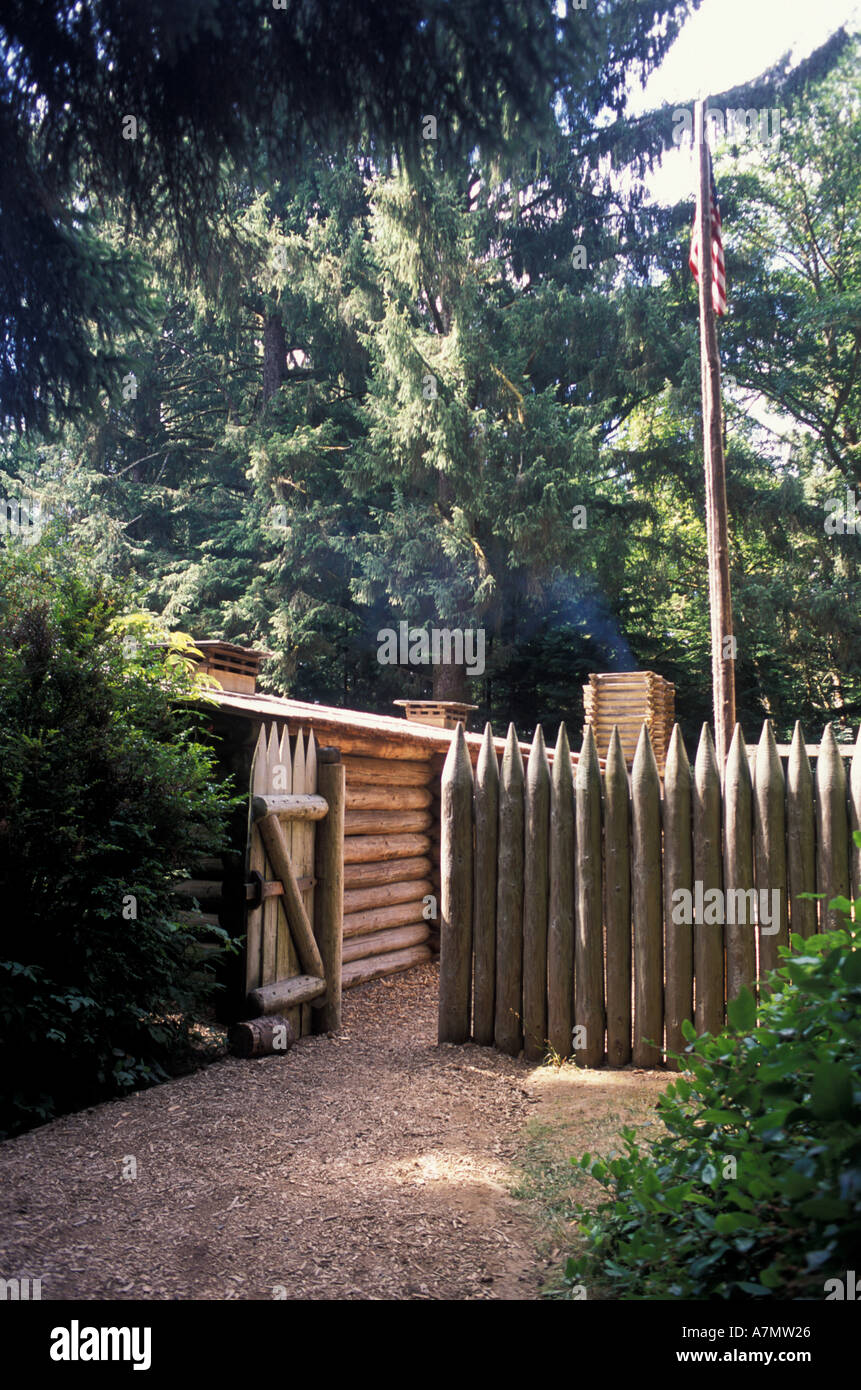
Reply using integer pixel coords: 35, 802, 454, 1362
476, 720, 499, 789
632, 721, 659, 794
664, 721, 691, 788
604, 724, 627, 789
526, 724, 550, 791
725, 722, 751, 794
277, 725, 289, 786
442, 720, 473, 791
577, 722, 600, 787
552, 721, 573, 793
695, 722, 719, 783
816, 721, 846, 794
266, 722, 279, 777
500, 721, 525, 789
251, 722, 269, 795
755, 717, 784, 788
788, 720, 813, 792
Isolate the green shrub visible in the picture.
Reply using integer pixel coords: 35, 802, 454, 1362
562, 881, 861, 1300
0, 546, 236, 1136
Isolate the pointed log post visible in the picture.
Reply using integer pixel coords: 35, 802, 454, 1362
245, 725, 268, 996
754, 720, 788, 976
815, 723, 850, 933
693, 725, 724, 1035
575, 726, 604, 1066
314, 747, 345, 1034
632, 724, 663, 1066
523, 726, 551, 1061
604, 727, 631, 1068
849, 726, 861, 909
547, 724, 575, 1060
275, 727, 301, 1031
262, 724, 283, 986
495, 724, 525, 1056
724, 724, 755, 1001
787, 722, 817, 942
438, 724, 474, 1044
472, 724, 499, 1046
663, 725, 693, 1066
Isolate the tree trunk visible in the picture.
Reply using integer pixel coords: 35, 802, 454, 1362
263, 312, 287, 403
433, 660, 467, 701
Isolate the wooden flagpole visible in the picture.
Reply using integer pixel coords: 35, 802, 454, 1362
695, 100, 735, 772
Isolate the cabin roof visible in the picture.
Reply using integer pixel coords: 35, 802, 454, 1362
201, 686, 581, 765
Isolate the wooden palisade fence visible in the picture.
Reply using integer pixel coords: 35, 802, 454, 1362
439, 718, 860, 1066
233, 722, 345, 1055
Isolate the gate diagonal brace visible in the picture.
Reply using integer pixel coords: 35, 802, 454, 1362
245, 870, 316, 908
256, 812, 326, 980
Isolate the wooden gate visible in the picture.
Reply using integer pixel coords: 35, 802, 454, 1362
236, 721, 344, 1052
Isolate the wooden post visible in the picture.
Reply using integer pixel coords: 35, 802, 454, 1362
547, 724, 575, 1060
604, 726, 631, 1067
787, 722, 817, 941
298, 730, 316, 1036
263, 725, 284, 988
522, 726, 551, 1062
495, 724, 525, 1056
695, 100, 735, 772
473, 723, 499, 1046
693, 724, 724, 1034
753, 719, 788, 975
245, 725, 268, 996
815, 723, 850, 933
314, 747, 345, 1034
575, 725, 604, 1066
724, 724, 756, 1001
663, 724, 693, 1066
851, 725, 861, 909
438, 723, 474, 1044
631, 724, 662, 1066
275, 727, 302, 1036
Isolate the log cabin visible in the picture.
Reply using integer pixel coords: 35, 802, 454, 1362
184, 639, 571, 1020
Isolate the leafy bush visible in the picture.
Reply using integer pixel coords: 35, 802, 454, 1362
562, 882, 861, 1300
0, 546, 236, 1136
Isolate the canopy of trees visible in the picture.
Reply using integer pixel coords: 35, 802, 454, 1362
2, 5, 857, 745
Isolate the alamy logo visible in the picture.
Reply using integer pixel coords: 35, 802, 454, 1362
1, 498, 42, 544
671, 884, 781, 933
377, 621, 485, 677
0, 1276, 41, 1300
672, 106, 780, 147
824, 1271, 860, 1300
50, 1321, 152, 1371
824, 490, 861, 535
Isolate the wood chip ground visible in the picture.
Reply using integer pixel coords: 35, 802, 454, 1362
0, 962, 667, 1300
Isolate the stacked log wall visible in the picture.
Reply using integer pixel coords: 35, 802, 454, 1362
340, 750, 436, 986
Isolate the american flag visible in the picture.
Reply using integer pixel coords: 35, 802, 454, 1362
689, 156, 727, 318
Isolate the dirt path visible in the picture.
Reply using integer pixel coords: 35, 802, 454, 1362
0, 963, 550, 1300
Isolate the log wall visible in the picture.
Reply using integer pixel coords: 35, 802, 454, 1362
440, 718, 861, 1065
340, 749, 436, 986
